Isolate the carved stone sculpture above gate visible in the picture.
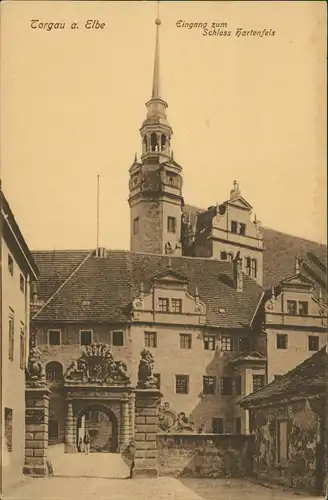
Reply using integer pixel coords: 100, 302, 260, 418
64, 343, 131, 386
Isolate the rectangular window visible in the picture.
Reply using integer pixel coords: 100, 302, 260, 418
235, 417, 242, 434
20, 274, 25, 292
154, 373, 161, 390
299, 301, 308, 316
180, 334, 192, 349
49, 420, 59, 439
220, 377, 233, 395
277, 420, 288, 463
251, 259, 257, 278
308, 335, 319, 352
203, 376, 216, 395
239, 336, 251, 353
212, 418, 224, 434
239, 223, 246, 235
4, 408, 13, 452
48, 329, 61, 346
20, 324, 25, 370
204, 335, 216, 351
167, 216, 177, 233
8, 254, 14, 276
245, 257, 251, 276
112, 331, 124, 346
133, 217, 139, 235
221, 336, 233, 351
220, 251, 227, 260
144, 331, 157, 348
231, 221, 238, 234
171, 299, 182, 313
287, 300, 297, 315
158, 298, 169, 312
234, 376, 242, 395
276, 333, 288, 350
8, 310, 14, 361
175, 375, 189, 394
80, 330, 92, 346
253, 374, 265, 392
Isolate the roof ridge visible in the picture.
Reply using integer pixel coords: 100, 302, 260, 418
32, 249, 93, 253
33, 250, 94, 319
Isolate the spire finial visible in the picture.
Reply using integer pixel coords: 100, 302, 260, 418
152, 1, 161, 99
295, 256, 300, 274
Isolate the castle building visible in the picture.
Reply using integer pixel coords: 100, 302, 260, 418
0, 190, 39, 494
29, 15, 327, 454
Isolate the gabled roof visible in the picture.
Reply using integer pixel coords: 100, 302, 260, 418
1, 190, 39, 279
224, 196, 253, 211
182, 205, 327, 297
239, 346, 328, 408
31, 250, 263, 327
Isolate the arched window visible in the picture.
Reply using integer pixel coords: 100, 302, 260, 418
143, 136, 147, 152
161, 134, 166, 151
150, 133, 157, 151
46, 361, 63, 382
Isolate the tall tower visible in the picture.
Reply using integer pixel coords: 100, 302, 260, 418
128, 10, 183, 256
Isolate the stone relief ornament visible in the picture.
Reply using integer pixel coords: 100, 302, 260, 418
25, 346, 47, 387
64, 343, 131, 386
137, 349, 158, 389
158, 401, 197, 433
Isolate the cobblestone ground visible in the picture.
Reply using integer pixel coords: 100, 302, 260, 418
4, 476, 321, 500
4, 450, 320, 500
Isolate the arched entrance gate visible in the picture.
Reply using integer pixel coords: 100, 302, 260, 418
63, 343, 134, 453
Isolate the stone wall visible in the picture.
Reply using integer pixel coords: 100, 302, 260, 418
251, 398, 324, 495
157, 433, 254, 478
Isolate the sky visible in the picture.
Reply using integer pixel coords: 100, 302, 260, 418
1, 1, 326, 251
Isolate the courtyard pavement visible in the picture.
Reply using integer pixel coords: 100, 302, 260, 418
4, 448, 322, 500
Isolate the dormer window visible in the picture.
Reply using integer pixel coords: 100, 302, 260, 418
239, 223, 246, 235
171, 299, 182, 313
298, 301, 308, 316
231, 221, 238, 234
158, 298, 169, 312
287, 300, 297, 315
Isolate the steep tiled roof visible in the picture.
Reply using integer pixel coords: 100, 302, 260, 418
239, 346, 328, 408
1, 190, 39, 278
32, 250, 263, 327
182, 205, 327, 295
32, 250, 92, 302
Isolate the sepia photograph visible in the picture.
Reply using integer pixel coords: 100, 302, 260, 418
0, 1, 327, 499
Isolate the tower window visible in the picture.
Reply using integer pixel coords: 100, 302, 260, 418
150, 133, 158, 151
161, 134, 166, 151
133, 217, 139, 235
231, 221, 238, 233
167, 216, 176, 233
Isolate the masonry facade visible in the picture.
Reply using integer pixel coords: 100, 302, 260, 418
0, 191, 39, 494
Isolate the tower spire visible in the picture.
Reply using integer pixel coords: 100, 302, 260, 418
152, 1, 161, 99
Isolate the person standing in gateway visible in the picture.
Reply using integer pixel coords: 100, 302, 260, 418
83, 431, 90, 455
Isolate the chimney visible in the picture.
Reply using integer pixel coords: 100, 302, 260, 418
232, 251, 243, 292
